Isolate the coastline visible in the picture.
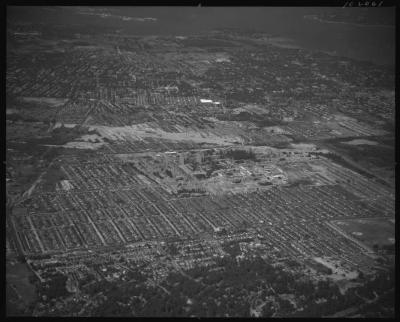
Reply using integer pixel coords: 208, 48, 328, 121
303, 15, 395, 29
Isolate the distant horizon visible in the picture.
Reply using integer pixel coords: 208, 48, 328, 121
7, 6, 395, 66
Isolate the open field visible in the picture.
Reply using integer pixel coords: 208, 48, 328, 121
89, 124, 244, 146
330, 218, 395, 250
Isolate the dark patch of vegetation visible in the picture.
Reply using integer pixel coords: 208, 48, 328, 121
73, 41, 92, 46
167, 243, 179, 256
181, 38, 238, 48
253, 118, 285, 128
177, 187, 206, 194
271, 141, 292, 149
222, 241, 241, 257
258, 181, 273, 186
304, 259, 333, 275
41, 163, 67, 191
42, 147, 62, 163
221, 149, 257, 161
36, 255, 394, 317
345, 144, 393, 168
282, 133, 306, 143
6, 113, 43, 123
286, 178, 313, 187
38, 272, 69, 301
153, 171, 162, 179
313, 151, 391, 187
205, 160, 224, 177
316, 152, 374, 177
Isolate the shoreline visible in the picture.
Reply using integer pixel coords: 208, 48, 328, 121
303, 15, 395, 29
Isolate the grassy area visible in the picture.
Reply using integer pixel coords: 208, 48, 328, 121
320, 138, 394, 169
338, 143, 393, 168
331, 218, 394, 250
315, 138, 394, 187
41, 164, 67, 191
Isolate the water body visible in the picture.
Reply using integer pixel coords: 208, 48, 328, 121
8, 6, 395, 66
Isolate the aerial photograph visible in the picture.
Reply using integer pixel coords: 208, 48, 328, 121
6, 4, 396, 318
